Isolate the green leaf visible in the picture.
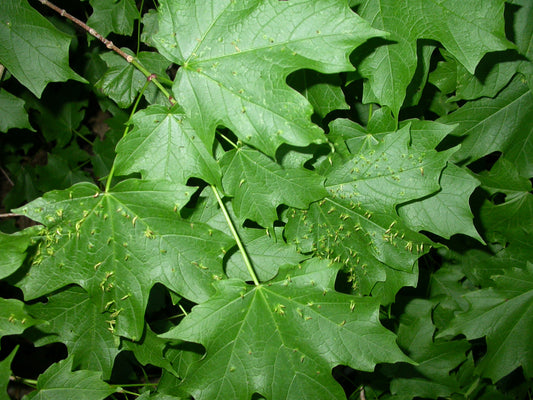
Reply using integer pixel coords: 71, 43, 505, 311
0, 226, 42, 279
285, 200, 429, 301
153, 0, 385, 156
161, 259, 411, 400
0, 298, 41, 338
439, 265, 533, 382
452, 50, 520, 101
392, 299, 469, 396
24, 356, 116, 400
0, 0, 86, 97
226, 227, 306, 282
355, 0, 512, 116
287, 70, 349, 120
96, 51, 170, 108
87, 0, 138, 38
0, 89, 33, 132
286, 125, 448, 301
477, 157, 533, 243
507, 0, 533, 88
0, 346, 18, 396
33, 100, 88, 147
398, 164, 483, 241
25, 286, 120, 380
324, 125, 452, 214
122, 325, 177, 375
115, 105, 221, 186
440, 75, 533, 177
14, 180, 233, 340
220, 146, 328, 227
34, 154, 92, 192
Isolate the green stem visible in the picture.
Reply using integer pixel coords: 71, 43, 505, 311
11, 377, 37, 387
116, 382, 158, 388
216, 131, 239, 149
210, 185, 260, 286
104, 79, 151, 192
118, 388, 141, 396
178, 303, 189, 316
136, 0, 145, 56
131, 59, 176, 105
73, 128, 93, 146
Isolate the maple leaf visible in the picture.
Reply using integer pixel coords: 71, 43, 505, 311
398, 164, 482, 241
477, 157, 533, 244
153, 0, 386, 156
220, 146, 328, 227
0, 89, 34, 132
161, 259, 411, 400
86, 0, 138, 38
0, 347, 17, 395
439, 75, 533, 177
355, 0, 513, 116
389, 299, 470, 398
0, 0, 86, 97
115, 105, 221, 186
0, 226, 42, 280
24, 356, 116, 400
25, 286, 120, 379
14, 180, 233, 340
96, 52, 171, 108
439, 264, 533, 382
286, 125, 450, 300
0, 298, 42, 339
225, 227, 307, 282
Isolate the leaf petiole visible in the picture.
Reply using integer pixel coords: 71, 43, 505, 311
104, 79, 151, 192
211, 185, 260, 285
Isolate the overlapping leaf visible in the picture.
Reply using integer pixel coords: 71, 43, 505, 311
153, 0, 385, 156
0, 90, 33, 132
0, 298, 41, 338
0, 347, 17, 396
183, 190, 305, 282
122, 325, 176, 375
287, 70, 349, 120
161, 260, 411, 400
86, 0, 138, 38
355, 0, 513, 116
220, 146, 328, 227
440, 264, 533, 382
115, 105, 220, 185
0, 0, 86, 97
24, 356, 116, 400
0, 226, 42, 279
286, 125, 451, 300
390, 299, 469, 399
225, 227, 306, 282
440, 75, 533, 177
96, 51, 171, 108
398, 164, 482, 241
477, 157, 533, 243
14, 180, 233, 340
25, 286, 120, 379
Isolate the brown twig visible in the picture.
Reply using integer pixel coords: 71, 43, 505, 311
37, 0, 133, 63
0, 213, 21, 218
0, 166, 14, 186
37, 0, 176, 105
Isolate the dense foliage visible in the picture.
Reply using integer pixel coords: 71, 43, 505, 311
0, 0, 532, 399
